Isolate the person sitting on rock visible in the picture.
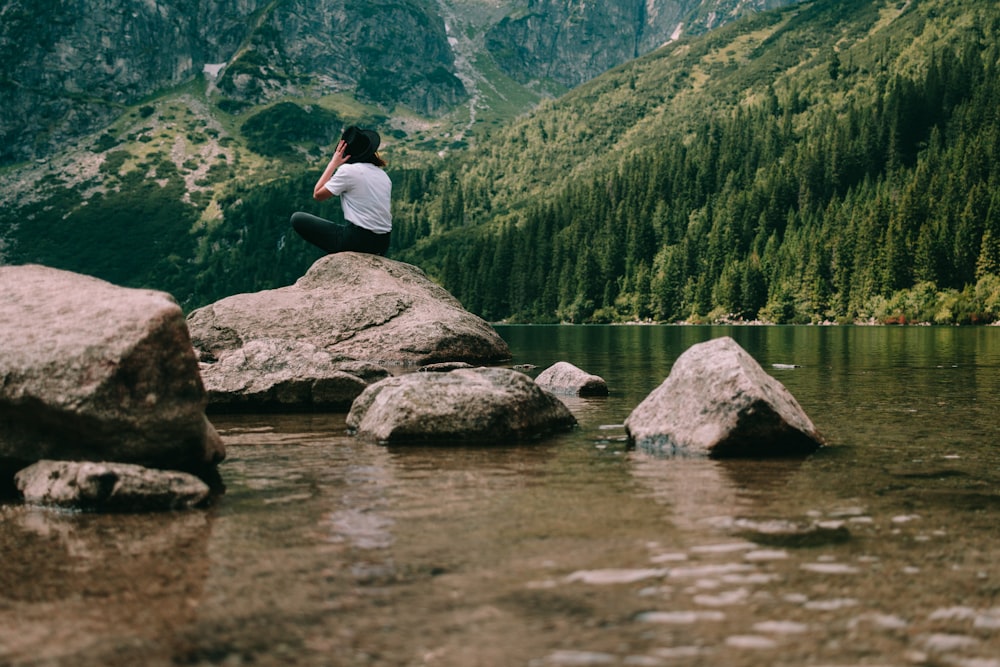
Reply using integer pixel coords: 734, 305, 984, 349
290, 126, 392, 256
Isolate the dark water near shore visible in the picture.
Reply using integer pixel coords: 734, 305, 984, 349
2, 326, 1000, 667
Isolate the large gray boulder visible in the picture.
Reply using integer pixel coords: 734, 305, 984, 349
347, 367, 577, 443
625, 337, 824, 458
15, 460, 210, 512
187, 254, 511, 410
0, 265, 225, 478
534, 361, 609, 396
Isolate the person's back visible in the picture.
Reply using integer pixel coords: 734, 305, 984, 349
290, 126, 392, 256
324, 161, 391, 234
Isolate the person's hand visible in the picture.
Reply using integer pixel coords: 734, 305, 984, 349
313, 140, 352, 200
330, 140, 350, 169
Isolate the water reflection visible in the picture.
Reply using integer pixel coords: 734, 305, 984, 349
0, 507, 212, 664
2, 326, 999, 666
323, 458, 396, 550
628, 453, 812, 533
629, 456, 745, 532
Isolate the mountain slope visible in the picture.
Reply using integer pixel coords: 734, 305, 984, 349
0, 0, 466, 165
485, 0, 795, 89
6, 0, 998, 326
390, 0, 1000, 323
0, 0, 800, 167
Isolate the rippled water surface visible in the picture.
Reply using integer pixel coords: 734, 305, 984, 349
2, 326, 1000, 667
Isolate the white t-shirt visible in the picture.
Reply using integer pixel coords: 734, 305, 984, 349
323, 163, 393, 234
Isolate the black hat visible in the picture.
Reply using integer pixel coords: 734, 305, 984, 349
342, 126, 381, 163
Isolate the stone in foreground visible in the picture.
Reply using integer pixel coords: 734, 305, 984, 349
625, 337, 824, 458
534, 361, 609, 396
187, 253, 511, 367
15, 460, 210, 512
347, 367, 577, 443
0, 265, 224, 477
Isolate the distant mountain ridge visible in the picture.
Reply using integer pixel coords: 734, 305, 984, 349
0, 0, 461, 165
485, 0, 795, 88
0, 0, 800, 166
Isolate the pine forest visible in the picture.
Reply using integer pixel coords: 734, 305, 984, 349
388, 0, 1000, 324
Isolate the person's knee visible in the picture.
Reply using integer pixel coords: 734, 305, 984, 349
290, 211, 308, 232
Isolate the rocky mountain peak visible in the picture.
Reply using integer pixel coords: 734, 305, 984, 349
0, 0, 797, 166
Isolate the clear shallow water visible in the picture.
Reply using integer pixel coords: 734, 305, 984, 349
2, 325, 999, 667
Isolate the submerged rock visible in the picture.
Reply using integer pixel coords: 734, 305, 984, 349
15, 460, 210, 512
347, 367, 577, 443
727, 517, 852, 548
625, 337, 824, 458
0, 265, 224, 479
534, 361, 609, 396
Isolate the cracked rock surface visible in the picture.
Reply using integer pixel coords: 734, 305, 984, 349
187, 253, 511, 410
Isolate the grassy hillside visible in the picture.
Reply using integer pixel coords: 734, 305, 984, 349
0, 23, 543, 308
389, 0, 1000, 324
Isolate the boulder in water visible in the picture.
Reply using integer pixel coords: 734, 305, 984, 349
187, 253, 511, 367
347, 367, 577, 443
534, 361, 609, 396
186, 254, 511, 411
0, 265, 224, 480
625, 337, 824, 458
15, 460, 210, 512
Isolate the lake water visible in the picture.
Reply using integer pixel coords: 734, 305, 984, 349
2, 325, 999, 667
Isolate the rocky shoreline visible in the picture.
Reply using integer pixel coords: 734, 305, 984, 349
1, 255, 824, 511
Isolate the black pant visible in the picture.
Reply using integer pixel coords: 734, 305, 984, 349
290, 211, 390, 256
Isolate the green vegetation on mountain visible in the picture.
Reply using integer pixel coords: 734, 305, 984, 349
3, 0, 1000, 326
391, 0, 1000, 324
240, 103, 342, 158
8, 164, 201, 300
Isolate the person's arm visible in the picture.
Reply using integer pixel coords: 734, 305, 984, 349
312, 140, 350, 201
